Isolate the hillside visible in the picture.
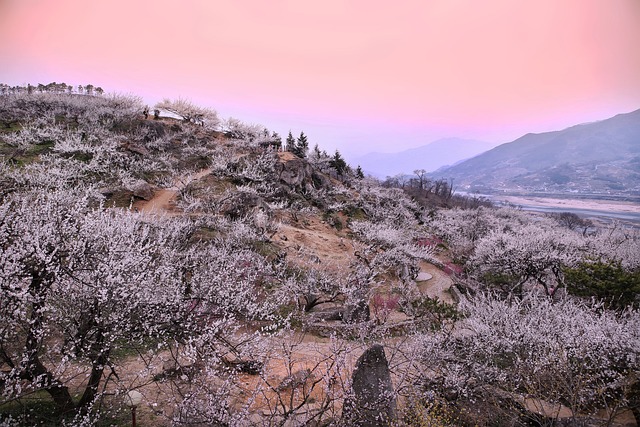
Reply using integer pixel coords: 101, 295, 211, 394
0, 89, 457, 425
1, 88, 639, 427
432, 109, 640, 196
351, 137, 496, 177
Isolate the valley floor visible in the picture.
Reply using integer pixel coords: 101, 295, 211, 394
484, 194, 640, 226
498, 195, 640, 214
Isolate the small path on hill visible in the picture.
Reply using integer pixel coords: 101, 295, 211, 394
275, 215, 356, 272
135, 168, 211, 214
415, 261, 454, 304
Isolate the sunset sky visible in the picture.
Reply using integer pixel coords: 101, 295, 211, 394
1, 0, 639, 158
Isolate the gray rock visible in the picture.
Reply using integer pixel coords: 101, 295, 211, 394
449, 284, 464, 303
278, 158, 312, 188
343, 344, 396, 426
277, 158, 331, 191
218, 192, 269, 220
343, 300, 370, 324
307, 308, 343, 322
120, 142, 149, 156
130, 180, 156, 201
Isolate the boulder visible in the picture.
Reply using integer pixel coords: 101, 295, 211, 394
343, 344, 396, 426
278, 158, 312, 188
342, 300, 370, 324
130, 180, 156, 201
307, 308, 343, 322
120, 141, 149, 156
277, 158, 331, 192
218, 192, 269, 220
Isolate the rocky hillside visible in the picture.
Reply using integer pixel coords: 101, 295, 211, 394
1, 88, 638, 427
0, 89, 454, 425
432, 108, 640, 197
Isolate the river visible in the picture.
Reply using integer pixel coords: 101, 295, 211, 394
513, 204, 640, 225
458, 192, 640, 226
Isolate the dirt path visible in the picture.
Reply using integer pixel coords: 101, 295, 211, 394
127, 173, 459, 423
416, 261, 454, 304
275, 214, 356, 272
135, 168, 211, 214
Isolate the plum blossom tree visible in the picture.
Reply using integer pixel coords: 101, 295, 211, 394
427, 206, 530, 260
154, 98, 220, 128
469, 223, 586, 296
0, 190, 191, 414
0, 188, 283, 421
351, 184, 423, 228
278, 265, 347, 313
589, 225, 640, 270
415, 294, 640, 425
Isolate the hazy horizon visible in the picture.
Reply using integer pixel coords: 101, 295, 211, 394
1, 0, 639, 157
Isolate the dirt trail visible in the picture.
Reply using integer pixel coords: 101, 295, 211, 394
127, 170, 460, 423
275, 215, 356, 272
416, 261, 454, 304
110, 333, 364, 425
135, 168, 211, 214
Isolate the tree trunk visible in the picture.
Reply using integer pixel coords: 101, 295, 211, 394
627, 378, 640, 425
77, 330, 110, 409
22, 356, 75, 413
23, 272, 75, 414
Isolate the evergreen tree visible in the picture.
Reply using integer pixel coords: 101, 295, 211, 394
330, 150, 348, 176
356, 165, 365, 179
296, 131, 309, 158
286, 131, 295, 152
565, 259, 640, 310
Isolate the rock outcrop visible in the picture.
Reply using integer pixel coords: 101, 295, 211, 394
343, 344, 396, 426
277, 157, 331, 192
342, 300, 370, 324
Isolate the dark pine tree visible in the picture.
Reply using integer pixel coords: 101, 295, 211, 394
296, 131, 309, 158
286, 131, 296, 153
330, 150, 348, 176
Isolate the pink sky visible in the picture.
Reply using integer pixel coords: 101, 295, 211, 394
1, 0, 639, 157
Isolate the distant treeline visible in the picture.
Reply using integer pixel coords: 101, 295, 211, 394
0, 82, 104, 96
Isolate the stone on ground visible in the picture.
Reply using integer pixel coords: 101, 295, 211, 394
343, 344, 396, 426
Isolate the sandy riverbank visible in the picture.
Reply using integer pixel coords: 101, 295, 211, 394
498, 196, 640, 214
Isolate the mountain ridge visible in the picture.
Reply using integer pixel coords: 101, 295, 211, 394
430, 108, 640, 196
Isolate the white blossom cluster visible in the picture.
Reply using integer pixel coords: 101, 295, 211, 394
416, 294, 640, 421
0, 189, 283, 422
428, 206, 639, 297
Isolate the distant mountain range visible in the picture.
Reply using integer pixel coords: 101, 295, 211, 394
350, 138, 498, 178
431, 109, 640, 197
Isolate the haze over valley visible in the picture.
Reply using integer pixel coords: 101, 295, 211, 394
350, 137, 499, 178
